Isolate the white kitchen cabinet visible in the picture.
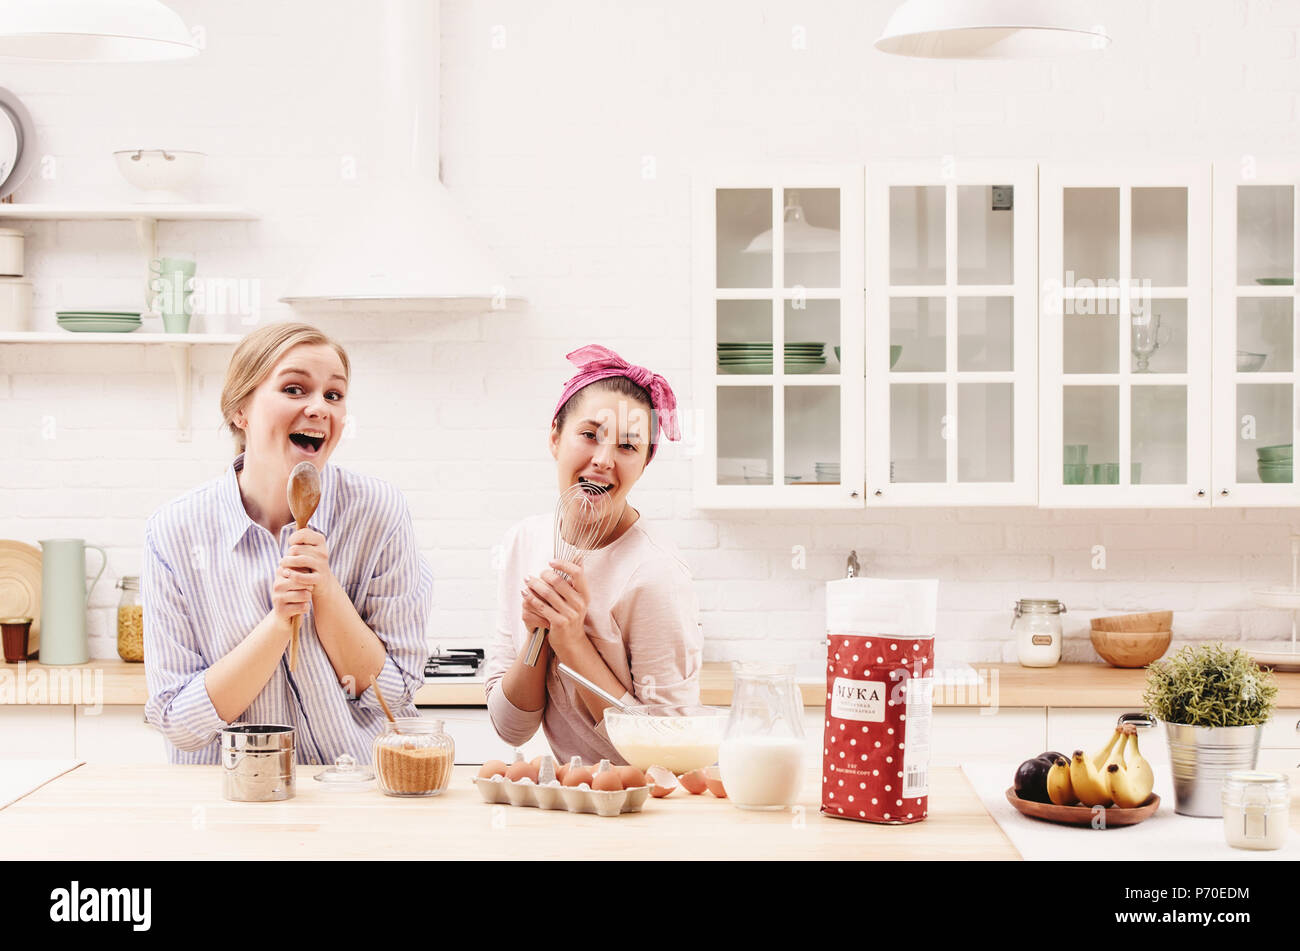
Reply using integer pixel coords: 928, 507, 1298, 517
1212, 162, 1300, 505
418, 707, 552, 764
928, 708, 1045, 765
1039, 165, 1213, 507
0, 706, 76, 758
867, 161, 1040, 505
692, 166, 866, 509
75, 705, 167, 765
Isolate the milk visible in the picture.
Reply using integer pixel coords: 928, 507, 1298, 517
719, 735, 806, 810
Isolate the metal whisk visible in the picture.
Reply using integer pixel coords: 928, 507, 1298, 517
522, 482, 623, 667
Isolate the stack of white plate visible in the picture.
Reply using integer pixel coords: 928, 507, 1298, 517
56, 311, 142, 333
718, 342, 826, 374
814, 462, 840, 482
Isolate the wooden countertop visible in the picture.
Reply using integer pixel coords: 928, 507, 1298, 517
9, 659, 1300, 709
0, 763, 1019, 860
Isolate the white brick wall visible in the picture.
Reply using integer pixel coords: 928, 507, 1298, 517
3, 0, 1300, 667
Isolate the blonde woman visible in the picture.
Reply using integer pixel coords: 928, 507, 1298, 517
143, 322, 432, 764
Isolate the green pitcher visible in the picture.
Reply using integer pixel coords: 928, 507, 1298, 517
38, 538, 107, 666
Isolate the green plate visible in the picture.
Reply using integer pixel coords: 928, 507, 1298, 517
1255, 278, 1294, 286
56, 311, 142, 318
57, 320, 141, 333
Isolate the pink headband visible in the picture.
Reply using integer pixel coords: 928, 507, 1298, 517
552, 344, 681, 463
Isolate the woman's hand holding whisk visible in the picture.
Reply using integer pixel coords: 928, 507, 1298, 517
520, 559, 590, 662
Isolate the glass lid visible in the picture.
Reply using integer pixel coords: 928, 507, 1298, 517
314, 752, 375, 786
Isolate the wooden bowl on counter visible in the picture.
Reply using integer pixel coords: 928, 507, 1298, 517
1091, 610, 1172, 632
1089, 628, 1172, 668
1005, 787, 1161, 827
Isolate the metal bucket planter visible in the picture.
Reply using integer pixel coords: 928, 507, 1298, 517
1165, 722, 1263, 818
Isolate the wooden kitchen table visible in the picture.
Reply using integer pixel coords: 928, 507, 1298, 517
0, 763, 1019, 860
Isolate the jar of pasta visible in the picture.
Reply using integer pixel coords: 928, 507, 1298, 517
372, 718, 455, 797
116, 576, 144, 663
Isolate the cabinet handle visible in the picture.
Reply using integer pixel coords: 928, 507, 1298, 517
1220, 489, 1229, 497
1196, 490, 1205, 498
850, 491, 859, 499
874, 489, 883, 497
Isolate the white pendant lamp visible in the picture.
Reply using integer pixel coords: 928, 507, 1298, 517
0, 0, 198, 62
876, 0, 1110, 59
743, 192, 840, 255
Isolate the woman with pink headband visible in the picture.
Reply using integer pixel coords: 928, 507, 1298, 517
482, 345, 702, 764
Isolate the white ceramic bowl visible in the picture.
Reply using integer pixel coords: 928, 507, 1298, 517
1237, 350, 1267, 372
113, 149, 205, 202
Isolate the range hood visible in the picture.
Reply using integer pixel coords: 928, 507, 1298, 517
282, 0, 520, 311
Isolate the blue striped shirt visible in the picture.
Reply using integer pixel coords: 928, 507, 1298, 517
142, 454, 433, 764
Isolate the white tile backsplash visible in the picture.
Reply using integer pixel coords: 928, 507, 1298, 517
3, 1, 1300, 662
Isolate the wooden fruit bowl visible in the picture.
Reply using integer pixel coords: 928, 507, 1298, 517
1090, 628, 1172, 668
1091, 611, 1173, 632
1005, 788, 1161, 827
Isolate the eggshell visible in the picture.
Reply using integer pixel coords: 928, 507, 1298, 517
705, 777, 727, 798
645, 764, 678, 798
477, 760, 509, 780
678, 769, 708, 795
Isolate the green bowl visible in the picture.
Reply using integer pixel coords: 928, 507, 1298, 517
890, 345, 902, 368
1257, 443, 1293, 461
1258, 467, 1293, 483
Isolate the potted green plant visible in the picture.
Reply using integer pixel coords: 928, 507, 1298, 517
1142, 643, 1278, 818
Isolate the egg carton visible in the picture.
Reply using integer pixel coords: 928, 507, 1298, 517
470, 775, 651, 816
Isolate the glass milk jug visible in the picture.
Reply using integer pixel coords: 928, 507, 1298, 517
718, 662, 807, 810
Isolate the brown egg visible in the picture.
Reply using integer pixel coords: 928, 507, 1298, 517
477, 760, 508, 779
645, 764, 678, 798
617, 765, 646, 789
505, 760, 533, 783
592, 770, 623, 792
678, 769, 708, 795
563, 766, 594, 788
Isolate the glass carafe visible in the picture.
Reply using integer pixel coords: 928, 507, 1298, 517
718, 662, 806, 810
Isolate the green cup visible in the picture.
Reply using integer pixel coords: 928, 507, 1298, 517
1064, 444, 1088, 466
146, 256, 196, 314
1092, 463, 1119, 485
162, 313, 192, 334
1063, 464, 1087, 485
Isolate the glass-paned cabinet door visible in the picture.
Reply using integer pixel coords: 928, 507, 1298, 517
1213, 162, 1300, 505
693, 167, 865, 507
865, 162, 1038, 505
1039, 165, 1211, 506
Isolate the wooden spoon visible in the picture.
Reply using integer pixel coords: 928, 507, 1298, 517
370, 676, 401, 734
286, 461, 321, 672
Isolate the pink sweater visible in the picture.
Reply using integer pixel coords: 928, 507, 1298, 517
483, 512, 702, 764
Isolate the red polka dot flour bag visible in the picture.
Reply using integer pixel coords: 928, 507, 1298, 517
822, 578, 938, 825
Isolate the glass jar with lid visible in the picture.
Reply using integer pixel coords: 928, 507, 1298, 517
1222, 771, 1289, 850
1013, 599, 1066, 668
115, 576, 144, 663
372, 718, 455, 797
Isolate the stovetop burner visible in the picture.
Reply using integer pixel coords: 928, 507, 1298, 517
424, 648, 485, 679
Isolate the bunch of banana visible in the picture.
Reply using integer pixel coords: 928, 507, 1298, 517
1047, 725, 1154, 808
